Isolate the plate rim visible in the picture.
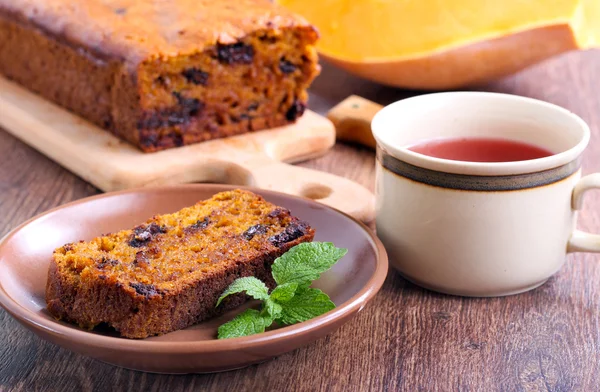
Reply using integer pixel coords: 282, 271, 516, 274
0, 183, 388, 354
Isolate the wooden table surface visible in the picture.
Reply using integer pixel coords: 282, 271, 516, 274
1, 49, 599, 391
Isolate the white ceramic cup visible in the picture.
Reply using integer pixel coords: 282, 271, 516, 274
372, 92, 600, 297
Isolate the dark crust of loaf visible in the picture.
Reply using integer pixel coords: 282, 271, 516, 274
136, 113, 299, 151
0, 2, 319, 152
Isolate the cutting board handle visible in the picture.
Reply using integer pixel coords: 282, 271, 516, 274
243, 159, 375, 222
327, 95, 384, 149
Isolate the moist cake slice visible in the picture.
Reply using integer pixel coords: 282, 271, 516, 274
46, 189, 315, 338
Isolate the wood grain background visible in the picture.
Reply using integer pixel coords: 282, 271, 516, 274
1, 49, 599, 391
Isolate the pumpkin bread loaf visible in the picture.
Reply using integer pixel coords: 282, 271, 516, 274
46, 189, 315, 338
0, 0, 320, 152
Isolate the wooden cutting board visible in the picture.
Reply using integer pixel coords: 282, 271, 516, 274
0, 76, 374, 222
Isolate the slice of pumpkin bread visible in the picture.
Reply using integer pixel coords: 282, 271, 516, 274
46, 189, 314, 338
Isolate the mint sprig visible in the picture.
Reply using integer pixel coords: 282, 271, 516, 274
216, 242, 347, 339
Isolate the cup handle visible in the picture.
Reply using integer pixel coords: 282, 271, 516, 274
567, 173, 600, 253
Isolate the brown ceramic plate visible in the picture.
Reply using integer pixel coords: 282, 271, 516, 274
0, 184, 387, 374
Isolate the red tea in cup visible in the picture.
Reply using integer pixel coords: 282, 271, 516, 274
407, 137, 553, 163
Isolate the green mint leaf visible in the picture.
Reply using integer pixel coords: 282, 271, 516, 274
269, 282, 299, 302
217, 309, 273, 339
216, 277, 269, 307
276, 287, 336, 325
216, 242, 346, 339
271, 242, 348, 287
264, 297, 283, 319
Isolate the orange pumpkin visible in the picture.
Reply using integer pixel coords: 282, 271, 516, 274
276, 0, 599, 89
